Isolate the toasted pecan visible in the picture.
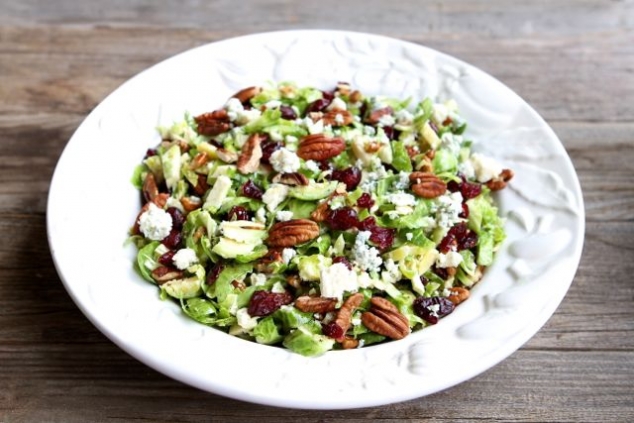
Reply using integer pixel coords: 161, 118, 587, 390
266, 219, 320, 248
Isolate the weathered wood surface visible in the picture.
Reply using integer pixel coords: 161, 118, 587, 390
1, 0, 633, 421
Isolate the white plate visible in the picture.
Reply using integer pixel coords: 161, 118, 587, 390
47, 30, 584, 409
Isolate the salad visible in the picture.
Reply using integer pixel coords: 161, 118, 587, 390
130, 82, 514, 356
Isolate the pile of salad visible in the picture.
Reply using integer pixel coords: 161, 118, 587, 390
130, 82, 513, 356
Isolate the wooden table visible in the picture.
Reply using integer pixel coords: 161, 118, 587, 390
2, 1, 633, 421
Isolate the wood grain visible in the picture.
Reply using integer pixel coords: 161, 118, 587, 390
0, 0, 633, 422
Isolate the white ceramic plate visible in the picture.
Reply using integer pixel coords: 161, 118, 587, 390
47, 30, 584, 409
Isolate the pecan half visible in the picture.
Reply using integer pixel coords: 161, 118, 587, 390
272, 172, 309, 186
447, 287, 470, 305
349, 90, 363, 103
341, 337, 359, 349
295, 296, 338, 313
331, 292, 365, 341
322, 110, 354, 127
189, 152, 209, 170
237, 134, 263, 174
192, 174, 209, 197
361, 297, 410, 340
409, 172, 446, 199
216, 148, 238, 163
230, 86, 262, 103
364, 106, 393, 125
296, 134, 346, 161
311, 200, 330, 222
151, 266, 184, 284
486, 168, 514, 191
194, 109, 231, 136
142, 172, 159, 203
266, 219, 320, 248
180, 196, 202, 212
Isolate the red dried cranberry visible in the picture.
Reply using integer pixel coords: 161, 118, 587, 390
305, 98, 332, 114
330, 167, 361, 191
261, 140, 281, 164
459, 203, 469, 218
322, 321, 344, 339
357, 216, 376, 231
382, 126, 395, 140
158, 250, 176, 266
318, 161, 332, 171
332, 256, 353, 270
368, 225, 396, 250
460, 181, 482, 200
326, 207, 359, 231
241, 180, 263, 200
279, 105, 297, 120
356, 193, 375, 209
458, 231, 478, 251
161, 229, 182, 249
248, 290, 293, 317
413, 296, 455, 324
145, 148, 157, 158
447, 180, 461, 193
356, 216, 395, 250
438, 232, 457, 254
227, 206, 250, 221
206, 263, 224, 285
419, 275, 429, 286
166, 207, 185, 230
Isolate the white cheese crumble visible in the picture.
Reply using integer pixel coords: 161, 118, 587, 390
381, 259, 402, 284
282, 248, 296, 265
363, 125, 376, 136
334, 113, 345, 125
235, 108, 261, 126
394, 171, 411, 190
436, 251, 464, 268
262, 183, 289, 212
304, 117, 324, 135
458, 159, 476, 180
377, 113, 396, 127
319, 262, 359, 301
352, 231, 383, 272
406, 232, 413, 241
236, 308, 259, 330
326, 97, 347, 111
138, 203, 172, 241
440, 132, 463, 156
269, 147, 301, 174
329, 196, 346, 210
304, 160, 320, 173
224, 97, 244, 121
434, 191, 464, 230
427, 303, 440, 317
254, 207, 266, 223
275, 210, 294, 222
385, 192, 417, 207
395, 109, 414, 125
172, 248, 199, 270
264, 100, 282, 109
470, 153, 503, 183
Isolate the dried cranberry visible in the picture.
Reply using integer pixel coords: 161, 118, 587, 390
458, 231, 478, 251
305, 98, 331, 114
382, 126, 395, 140
356, 216, 395, 250
248, 290, 293, 317
357, 216, 376, 231
419, 275, 429, 286
166, 207, 185, 230
368, 225, 396, 250
162, 229, 182, 249
447, 180, 461, 193
330, 167, 361, 191
318, 161, 332, 171
322, 321, 344, 339
241, 180, 263, 200
459, 203, 469, 218
158, 250, 176, 266
279, 105, 297, 120
326, 207, 359, 231
356, 193, 375, 209
145, 148, 157, 158
333, 256, 353, 270
227, 206, 250, 221
208, 139, 222, 149
438, 233, 457, 254
413, 296, 455, 324
460, 181, 482, 200
322, 90, 335, 101
206, 263, 224, 285
261, 140, 281, 164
